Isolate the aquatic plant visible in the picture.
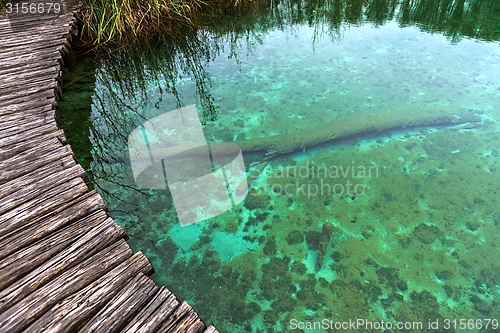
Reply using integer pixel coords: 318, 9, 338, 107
79, 0, 199, 44
77, 0, 500, 46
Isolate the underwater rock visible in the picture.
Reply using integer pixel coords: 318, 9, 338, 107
286, 230, 304, 245
315, 222, 336, 271
413, 223, 443, 244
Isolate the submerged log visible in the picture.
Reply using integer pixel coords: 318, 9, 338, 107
107, 107, 480, 166
233, 106, 481, 160
315, 222, 336, 271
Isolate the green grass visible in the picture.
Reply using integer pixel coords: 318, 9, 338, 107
78, 0, 259, 45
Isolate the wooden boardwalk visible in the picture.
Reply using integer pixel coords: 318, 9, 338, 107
0, 2, 217, 332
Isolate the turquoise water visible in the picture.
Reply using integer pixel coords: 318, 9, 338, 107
60, 1, 500, 332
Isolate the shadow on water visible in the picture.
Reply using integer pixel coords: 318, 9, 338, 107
58, 0, 500, 332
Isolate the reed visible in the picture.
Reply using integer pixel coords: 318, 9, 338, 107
78, 0, 261, 45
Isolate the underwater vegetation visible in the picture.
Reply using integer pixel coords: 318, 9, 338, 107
57, 0, 500, 331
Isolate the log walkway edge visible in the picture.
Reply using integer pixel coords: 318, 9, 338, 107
0, 2, 218, 332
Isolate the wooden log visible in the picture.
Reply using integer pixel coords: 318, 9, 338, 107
0, 191, 106, 260
156, 301, 206, 333
0, 104, 54, 122
204, 326, 220, 333
121, 287, 178, 333
0, 164, 85, 216
0, 87, 57, 108
315, 222, 336, 271
0, 154, 76, 202
0, 239, 134, 332
23, 251, 154, 333
0, 214, 121, 311
0, 132, 66, 163
0, 177, 88, 237
0, 77, 59, 99
79, 273, 158, 333
0, 205, 106, 290
235, 107, 481, 160
117, 107, 480, 165
0, 144, 72, 186
0, 59, 60, 78
0, 115, 50, 134
0, 122, 59, 149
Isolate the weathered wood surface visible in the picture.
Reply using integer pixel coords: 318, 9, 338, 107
0, 1, 214, 332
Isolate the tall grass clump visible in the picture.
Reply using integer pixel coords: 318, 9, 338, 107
79, 0, 203, 44
78, 0, 262, 45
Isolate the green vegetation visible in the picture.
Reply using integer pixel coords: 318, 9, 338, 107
78, 0, 202, 44
78, 0, 263, 45
0, 0, 7, 13
76, 0, 500, 46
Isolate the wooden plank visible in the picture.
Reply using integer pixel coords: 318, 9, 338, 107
0, 144, 73, 186
0, 192, 105, 260
0, 21, 75, 39
0, 221, 127, 308
0, 13, 75, 30
0, 67, 61, 88
120, 287, 175, 333
0, 56, 64, 75
0, 206, 106, 290
0, 37, 70, 59
0, 104, 54, 122
0, 96, 58, 116
203, 326, 220, 333
0, 77, 59, 99
0, 117, 50, 139
0, 114, 50, 134
121, 288, 180, 333
0, 154, 76, 202
0, 177, 88, 237
0, 86, 57, 108
0, 162, 85, 216
23, 251, 154, 333
0, 132, 67, 170
0, 59, 60, 78
0, 121, 58, 149
0, 238, 133, 333
79, 273, 159, 333
0, 50, 63, 73
157, 301, 206, 333
0, 31, 71, 47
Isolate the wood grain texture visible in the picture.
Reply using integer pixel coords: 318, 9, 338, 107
79, 273, 159, 333
0, 219, 127, 313
0, 191, 105, 260
0, 1, 215, 332
24, 252, 154, 333
121, 287, 178, 333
